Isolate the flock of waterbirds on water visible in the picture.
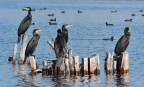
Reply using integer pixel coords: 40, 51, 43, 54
8, 6, 144, 77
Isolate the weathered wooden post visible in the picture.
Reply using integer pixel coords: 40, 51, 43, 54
73, 56, 80, 75
68, 49, 74, 74
18, 34, 28, 65
82, 57, 88, 76
29, 56, 40, 75
65, 54, 70, 76
120, 52, 129, 74
47, 39, 54, 50
88, 53, 100, 75
104, 52, 114, 74
12, 44, 17, 64
42, 60, 49, 76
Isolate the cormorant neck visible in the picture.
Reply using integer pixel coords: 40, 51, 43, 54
28, 11, 31, 14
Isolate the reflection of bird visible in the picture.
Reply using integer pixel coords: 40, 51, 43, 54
114, 27, 131, 56
17, 7, 32, 43
23, 29, 42, 64
61, 24, 71, 43
54, 29, 66, 58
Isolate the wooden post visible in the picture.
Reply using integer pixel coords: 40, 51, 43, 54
65, 57, 70, 76
18, 34, 28, 65
82, 57, 88, 76
93, 54, 100, 75
12, 44, 17, 64
52, 60, 57, 77
42, 60, 49, 76
87, 53, 101, 75
105, 52, 113, 74
28, 56, 40, 75
68, 49, 74, 74
120, 52, 129, 74
73, 56, 80, 75
47, 39, 54, 50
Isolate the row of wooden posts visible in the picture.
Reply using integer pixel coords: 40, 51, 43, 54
10, 34, 129, 77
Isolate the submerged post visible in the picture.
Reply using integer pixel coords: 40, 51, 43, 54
104, 52, 114, 74
13, 44, 17, 64
120, 52, 129, 74
82, 57, 88, 76
18, 34, 28, 65
73, 56, 80, 75
68, 49, 74, 74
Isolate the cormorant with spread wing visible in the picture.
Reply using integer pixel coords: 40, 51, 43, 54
114, 27, 131, 56
23, 29, 42, 64
17, 7, 32, 43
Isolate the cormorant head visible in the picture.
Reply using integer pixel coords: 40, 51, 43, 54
124, 27, 130, 34
23, 7, 32, 11
57, 29, 61, 33
62, 24, 72, 30
33, 29, 42, 35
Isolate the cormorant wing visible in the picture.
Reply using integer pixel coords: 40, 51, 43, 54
18, 15, 32, 35
115, 35, 130, 55
25, 35, 39, 56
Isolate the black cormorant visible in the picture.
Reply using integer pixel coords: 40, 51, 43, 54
23, 29, 42, 64
17, 7, 32, 43
61, 24, 71, 43
54, 29, 67, 58
106, 22, 114, 26
114, 27, 131, 56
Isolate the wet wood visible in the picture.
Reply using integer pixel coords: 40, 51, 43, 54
93, 54, 100, 75
68, 49, 74, 74
82, 57, 88, 76
18, 34, 28, 65
47, 39, 54, 50
105, 52, 114, 74
65, 58, 70, 76
12, 44, 17, 64
42, 60, 49, 76
120, 52, 129, 74
73, 56, 80, 75
29, 56, 36, 70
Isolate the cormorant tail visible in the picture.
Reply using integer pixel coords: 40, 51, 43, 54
17, 36, 21, 43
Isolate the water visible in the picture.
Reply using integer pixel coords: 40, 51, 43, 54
0, 0, 144, 86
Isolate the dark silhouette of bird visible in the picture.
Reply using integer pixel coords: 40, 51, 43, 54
54, 29, 67, 58
114, 27, 131, 56
17, 7, 32, 43
49, 22, 57, 25
23, 29, 42, 64
61, 24, 71, 43
106, 22, 114, 26
125, 19, 132, 22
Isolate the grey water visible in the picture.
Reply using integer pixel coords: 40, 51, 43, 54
0, 0, 144, 86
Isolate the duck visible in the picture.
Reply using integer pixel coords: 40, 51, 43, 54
78, 10, 82, 13
49, 22, 57, 25
50, 18, 56, 21
48, 13, 54, 16
125, 19, 132, 22
106, 22, 114, 26
61, 11, 65, 13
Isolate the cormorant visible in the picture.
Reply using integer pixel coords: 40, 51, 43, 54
23, 29, 42, 64
114, 27, 131, 56
54, 29, 67, 58
17, 7, 32, 43
61, 24, 71, 43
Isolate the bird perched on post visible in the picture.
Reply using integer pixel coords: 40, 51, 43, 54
23, 29, 42, 64
114, 27, 131, 56
17, 7, 32, 43
54, 29, 67, 59
61, 24, 72, 43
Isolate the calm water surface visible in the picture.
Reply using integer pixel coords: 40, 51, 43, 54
0, 0, 144, 87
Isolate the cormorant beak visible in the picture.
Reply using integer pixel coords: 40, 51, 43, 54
38, 29, 42, 33
23, 7, 30, 11
66, 24, 72, 29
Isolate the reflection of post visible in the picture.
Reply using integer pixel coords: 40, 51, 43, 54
19, 34, 28, 65
13, 44, 17, 64
19, 65, 26, 75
